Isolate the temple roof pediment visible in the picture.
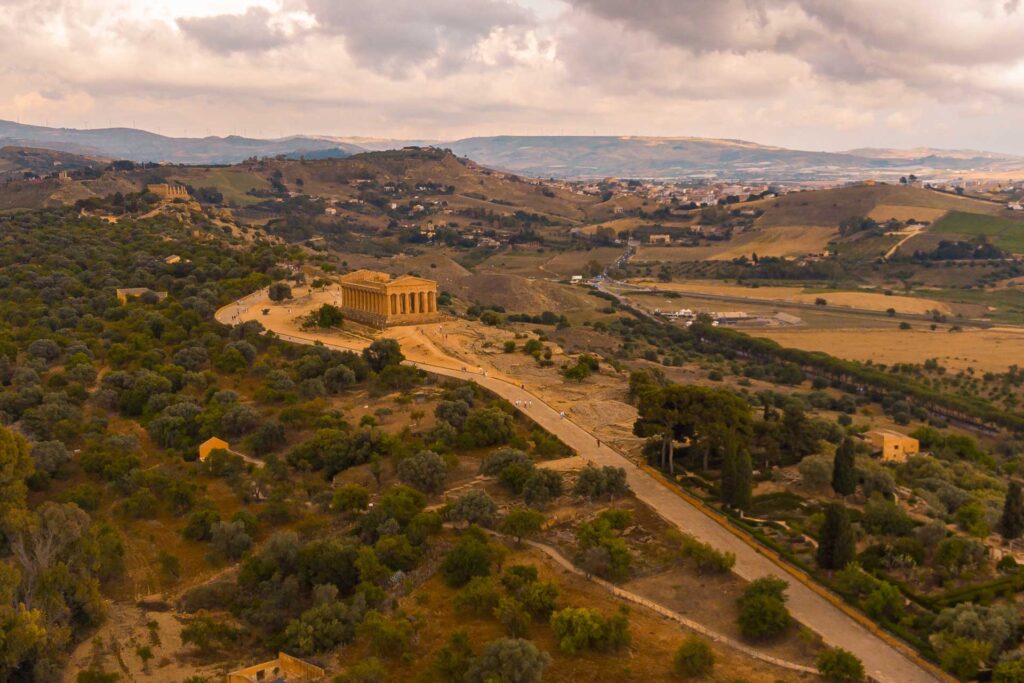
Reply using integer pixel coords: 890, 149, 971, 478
389, 275, 436, 287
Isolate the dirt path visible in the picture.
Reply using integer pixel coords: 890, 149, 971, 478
215, 290, 945, 683
883, 226, 924, 260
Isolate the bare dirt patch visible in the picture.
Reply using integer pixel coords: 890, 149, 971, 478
63, 604, 226, 683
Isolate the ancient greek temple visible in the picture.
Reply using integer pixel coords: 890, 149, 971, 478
337, 269, 441, 328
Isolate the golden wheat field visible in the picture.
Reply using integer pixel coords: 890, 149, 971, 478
751, 326, 1024, 372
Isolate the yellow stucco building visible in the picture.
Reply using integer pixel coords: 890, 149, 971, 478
226, 652, 324, 683
864, 429, 919, 463
337, 269, 441, 328
198, 437, 230, 462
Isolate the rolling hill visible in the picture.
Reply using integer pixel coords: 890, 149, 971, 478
0, 119, 362, 164
0, 145, 107, 179
444, 136, 1024, 180
5, 120, 1024, 180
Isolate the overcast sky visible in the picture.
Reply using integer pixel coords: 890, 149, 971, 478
3, 0, 1024, 153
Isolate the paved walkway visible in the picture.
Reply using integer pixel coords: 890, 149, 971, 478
215, 296, 944, 683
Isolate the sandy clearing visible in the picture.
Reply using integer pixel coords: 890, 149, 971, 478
630, 280, 952, 315
752, 326, 1024, 373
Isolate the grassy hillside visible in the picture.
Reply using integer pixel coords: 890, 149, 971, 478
756, 184, 1005, 229
932, 210, 1024, 253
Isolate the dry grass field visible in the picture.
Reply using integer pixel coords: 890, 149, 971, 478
181, 167, 270, 206
636, 225, 836, 261
476, 247, 621, 279
757, 184, 1006, 229
752, 326, 1024, 372
630, 280, 953, 315
868, 204, 948, 223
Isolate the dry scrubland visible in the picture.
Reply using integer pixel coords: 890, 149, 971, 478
330, 543, 811, 683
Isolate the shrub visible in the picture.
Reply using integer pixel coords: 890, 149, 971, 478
816, 647, 865, 682
736, 576, 790, 640
668, 531, 736, 574
994, 659, 1024, 682
446, 489, 498, 528
209, 520, 252, 561
284, 599, 364, 655
573, 465, 630, 500
500, 508, 545, 544
465, 638, 551, 683
939, 638, 990, 681
442, 527, 493, 587
461, 406, 515, 448
494, 596, 531, 637
454, 576, 500, 616
397, 449, 447, 493
358, 610, 413, 659
673, 636, 714, 678
522, 469, 563, 508
332, 484, 370, 514
550, 606, 630, 654
268, 282, 293, 301
333, 657, 386, 683
480, 447, 531, 476
431, 631, 475, 682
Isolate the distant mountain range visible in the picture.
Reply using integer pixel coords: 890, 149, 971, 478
440, 136, 1024, 181
3, 120, 1023, 181
0, 120, 363, 165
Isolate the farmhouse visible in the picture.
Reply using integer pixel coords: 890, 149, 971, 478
648, 234, 672, 244
227, 652, 324, 683
338, 270, 442, 328
863, 429, 919, 463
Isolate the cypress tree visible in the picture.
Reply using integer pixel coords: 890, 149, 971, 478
721, 447, 753, 510
1000, 481, 1024, 540
817, 502, 855, 570
831, 438, 857, 497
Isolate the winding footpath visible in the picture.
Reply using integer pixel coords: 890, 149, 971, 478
216, 291, 945, 683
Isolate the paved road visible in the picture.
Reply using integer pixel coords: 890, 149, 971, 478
215, 298, 943, 683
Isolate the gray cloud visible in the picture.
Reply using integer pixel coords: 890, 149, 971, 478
306, 0, 532, 75
566, 0, 1024, 99
177, 7, 303, 54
